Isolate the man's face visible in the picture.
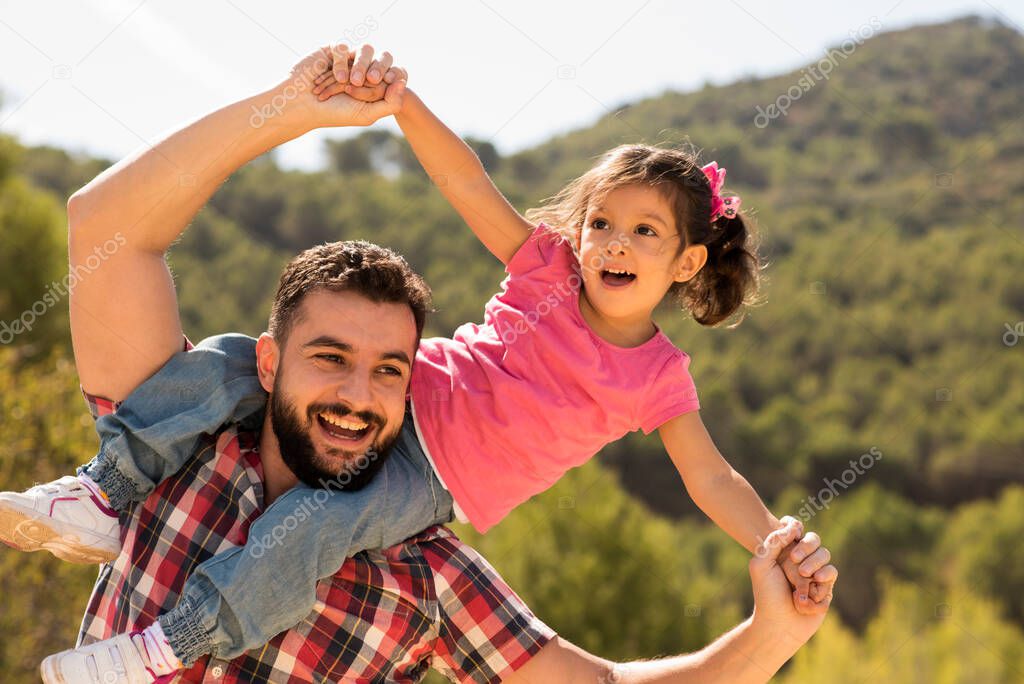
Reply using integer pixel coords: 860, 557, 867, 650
260, 289, 417, 490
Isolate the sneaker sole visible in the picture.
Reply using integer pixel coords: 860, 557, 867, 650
40, 654, 66, 684
0, 500, 118, 564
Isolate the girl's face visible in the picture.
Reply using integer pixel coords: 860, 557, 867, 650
577, 184, 705, 338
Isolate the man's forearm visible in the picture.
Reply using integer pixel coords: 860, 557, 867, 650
512, 617, 802, 684
68, 83, 313, 254
611, 617, 801, 684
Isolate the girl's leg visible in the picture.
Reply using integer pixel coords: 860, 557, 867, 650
80, 333, 267, 511
157, 424, 453, 663
0, 334, 268, 562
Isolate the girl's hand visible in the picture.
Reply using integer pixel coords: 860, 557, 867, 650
310, 44, 408, 107
282, 43, 407, 129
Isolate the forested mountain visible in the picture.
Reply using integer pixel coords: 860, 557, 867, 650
2, 14, 1022, 682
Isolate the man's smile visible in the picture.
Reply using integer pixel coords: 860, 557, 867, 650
317, 411, 371, 439
313, 410, 379, 456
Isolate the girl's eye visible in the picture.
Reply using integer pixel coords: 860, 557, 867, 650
636, 225, 657, 237
590, 218, 609, 231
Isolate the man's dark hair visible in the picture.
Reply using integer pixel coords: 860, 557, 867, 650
269, 241, 432, 343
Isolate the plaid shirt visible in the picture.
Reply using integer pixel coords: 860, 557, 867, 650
78, 375, 553, 682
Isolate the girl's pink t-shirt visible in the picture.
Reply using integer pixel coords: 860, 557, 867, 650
410, 224, 701, 532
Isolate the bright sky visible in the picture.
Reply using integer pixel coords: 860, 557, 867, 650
1, 0, 1020, 170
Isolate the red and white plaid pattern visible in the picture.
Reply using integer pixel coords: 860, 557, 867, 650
77, 378, 553, 683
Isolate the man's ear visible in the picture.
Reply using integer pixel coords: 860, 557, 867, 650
255, 333, 280, 393
673, 243, 708, 283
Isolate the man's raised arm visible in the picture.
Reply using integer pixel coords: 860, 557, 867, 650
67, 44, 404, 400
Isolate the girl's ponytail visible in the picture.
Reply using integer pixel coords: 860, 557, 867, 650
677, 210, 762, 328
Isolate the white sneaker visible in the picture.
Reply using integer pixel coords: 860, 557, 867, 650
0, 475, 120, 563
40, 632, 175, 684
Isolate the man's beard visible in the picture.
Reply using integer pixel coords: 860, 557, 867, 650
269, 377, 399, 491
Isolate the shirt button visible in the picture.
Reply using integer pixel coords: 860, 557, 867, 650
210, 665, 224, 678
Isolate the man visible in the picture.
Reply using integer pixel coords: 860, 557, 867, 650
2, 43, 836, 682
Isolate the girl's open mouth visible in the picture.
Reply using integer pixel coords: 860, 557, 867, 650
601, 269, 637, 287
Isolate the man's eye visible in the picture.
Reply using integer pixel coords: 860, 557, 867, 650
377, 366, 403, 376
317, 354, 344, 364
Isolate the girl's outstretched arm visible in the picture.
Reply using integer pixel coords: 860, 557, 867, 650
659, 411, 781, 553
659, 412, 835, 615
395, 89, 533, 264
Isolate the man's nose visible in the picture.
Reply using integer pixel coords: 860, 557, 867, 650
336, 370, 374, 410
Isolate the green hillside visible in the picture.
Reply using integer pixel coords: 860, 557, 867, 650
2, 14, 1022, 682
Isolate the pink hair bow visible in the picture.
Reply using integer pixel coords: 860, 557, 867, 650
701, 161, 742, 222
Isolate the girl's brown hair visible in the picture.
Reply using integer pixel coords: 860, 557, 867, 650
525, 144, 764, 327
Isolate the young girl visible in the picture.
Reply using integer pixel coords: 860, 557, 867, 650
4, 62, 828, 679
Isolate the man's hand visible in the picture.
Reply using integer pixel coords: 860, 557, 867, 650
278, 43, 406, 129
750, 519, 837, 647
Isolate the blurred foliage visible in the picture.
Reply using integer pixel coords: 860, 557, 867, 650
0, 136, 68, 356
779, 575, 1024, 683
1, 14, 1023, 683
0, 347, 100, 677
